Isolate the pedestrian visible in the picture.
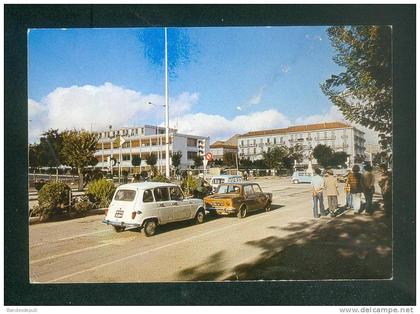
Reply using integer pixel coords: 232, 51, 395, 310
324, 169, 339, 217
344, 170, 352, 209
362, 164, 375, 215
346, 165, 364, 214
378, 164, 392, 217
311, 168, 325, 218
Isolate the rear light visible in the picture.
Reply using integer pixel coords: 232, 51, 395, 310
104, 208, 109, 216
131, 211, 137, 220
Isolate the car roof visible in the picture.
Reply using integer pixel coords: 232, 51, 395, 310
219, 182, 258, 186
212, 175, 242, 179
117, 182, 178, 190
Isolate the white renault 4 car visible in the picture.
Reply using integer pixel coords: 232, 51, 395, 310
103, 182, 205, 237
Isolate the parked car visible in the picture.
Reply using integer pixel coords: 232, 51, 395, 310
204, 182, 272, 218
291, 171, 313, 184
103, 182, 205, 237
209, 175, 243, 193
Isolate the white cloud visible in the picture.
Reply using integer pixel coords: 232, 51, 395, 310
281, 64, 290, 74
28, 82, 198, 142
248, 86, 265, 106
175, 109, 291, 141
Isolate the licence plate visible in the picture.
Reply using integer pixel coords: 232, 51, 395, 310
114, 210, 124, 218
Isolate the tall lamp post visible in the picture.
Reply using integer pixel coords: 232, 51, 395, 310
164, 27, 170, 178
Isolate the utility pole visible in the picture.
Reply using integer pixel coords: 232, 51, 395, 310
164, 27, 170, 179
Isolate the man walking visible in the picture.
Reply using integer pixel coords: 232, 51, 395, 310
311, 168, 325, 218
362, 164, 375, 215
324, 169, 339, 217
346, 165, 364, 214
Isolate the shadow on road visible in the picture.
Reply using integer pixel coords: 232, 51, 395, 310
176, 202, 391, 281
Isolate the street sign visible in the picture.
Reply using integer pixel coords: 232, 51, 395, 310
205, 152, 213, 161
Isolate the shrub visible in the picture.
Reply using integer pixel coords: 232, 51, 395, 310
86, 179, 116, 208
151, 174, 171, 183
181, 176, 198, 196
35, 181, 71, 221
73, 195, 94, 213
34, 180, 47, 191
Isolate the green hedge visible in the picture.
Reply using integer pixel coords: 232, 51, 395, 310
34, 181, 71, 221
86, 179, 116, 208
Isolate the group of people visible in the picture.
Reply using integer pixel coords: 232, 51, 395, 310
311, 164, 376, 218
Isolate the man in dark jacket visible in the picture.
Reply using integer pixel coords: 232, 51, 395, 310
346, 165, 364, 214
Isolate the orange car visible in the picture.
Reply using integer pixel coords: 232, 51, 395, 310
204, 182, 272, 218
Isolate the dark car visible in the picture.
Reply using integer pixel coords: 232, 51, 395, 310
204, 182, 273, 218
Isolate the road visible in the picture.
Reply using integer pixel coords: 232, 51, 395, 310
29, 177, 351, 283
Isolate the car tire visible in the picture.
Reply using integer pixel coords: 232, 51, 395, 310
265, 200, 272, 212
292, 179, 299, 184
113, 226, 125, 233
195, 208, 205, 224
143, 220, 157, 237
237, 204, 247, 219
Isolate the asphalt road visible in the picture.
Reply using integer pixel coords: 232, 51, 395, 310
30, 177, 350, 283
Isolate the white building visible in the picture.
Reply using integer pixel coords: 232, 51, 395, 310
94, 125, 209, 173
209, 134, 239, 160
237, 122, 366, 166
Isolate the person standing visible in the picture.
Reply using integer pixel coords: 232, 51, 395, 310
324, 169, 339, 217
346, 165, 364, 214
311, 168, 325, 218
378, 164, 392, 217
362, 164, 375, 215
344, 170, 352, 209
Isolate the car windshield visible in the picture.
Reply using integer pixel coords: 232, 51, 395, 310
114, 189, 136, 201
217, 185, 240, 194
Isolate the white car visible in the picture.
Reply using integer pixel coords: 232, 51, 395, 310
209, 175, 243, 193
103, 182, 205, 236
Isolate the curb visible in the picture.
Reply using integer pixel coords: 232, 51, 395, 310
29, 208, 105, 225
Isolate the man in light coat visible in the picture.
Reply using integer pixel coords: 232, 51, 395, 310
311, 168, 325, 218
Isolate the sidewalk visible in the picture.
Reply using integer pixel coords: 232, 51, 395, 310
226, 205, 391, 280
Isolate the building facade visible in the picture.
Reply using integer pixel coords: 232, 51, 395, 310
94, 125, 209, 173
209, 134, 239, 160
237, 122, 366, 166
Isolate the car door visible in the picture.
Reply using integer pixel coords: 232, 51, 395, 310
243, 184, 257, 211
154, 187, 173, 223
252, 184, 267, 209
170, 186, 191, 221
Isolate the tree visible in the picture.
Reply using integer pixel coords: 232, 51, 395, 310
29, 144, 41, 180
193, 155, 203, 168
330, 151, 348, 168
171, 151, 182, 170
37, 129, 63, 179
223, 152, 237, 167
282, 145, 304, 171
60, 130, 99, 190
321, 26, 392, 151
146, 153, 158, 176
313, 144, 334, 168
262, 146, 288, 171
131, 155, 142, 172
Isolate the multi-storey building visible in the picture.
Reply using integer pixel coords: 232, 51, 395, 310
237, 122, 366, 166
93, 125, 209, 173
209, 134, 240, 160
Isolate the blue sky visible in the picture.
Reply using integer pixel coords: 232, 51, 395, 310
28, 26, 377, 143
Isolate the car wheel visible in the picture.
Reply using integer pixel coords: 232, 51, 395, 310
195, 208, 205, 224
113, 226, 125, 233
265, 200, 272, 212
143, 220, 157, 237
237, 204, 247, 219
292, 179, 299, 184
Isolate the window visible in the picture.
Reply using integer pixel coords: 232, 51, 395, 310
267, 138, 270, 143
252, 184, 262, 193
169, 187, 184, 201
142, 189, 154, 203
253, 148, 256, 154
241, 140, 244, 146
244, 185, 255, 196
154, 187, 170, 202
247, 139, 250, 146
274, 138, 277, 144
114, 189, 136, 201
187, 151, 198, 160
253, 139, 256, 145
187, 138, 198, 147
217, 185, 240, 194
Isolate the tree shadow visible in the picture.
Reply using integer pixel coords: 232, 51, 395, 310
173, 206, 391, 281
177, 251, 227, 281
227, 210, 391, 280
